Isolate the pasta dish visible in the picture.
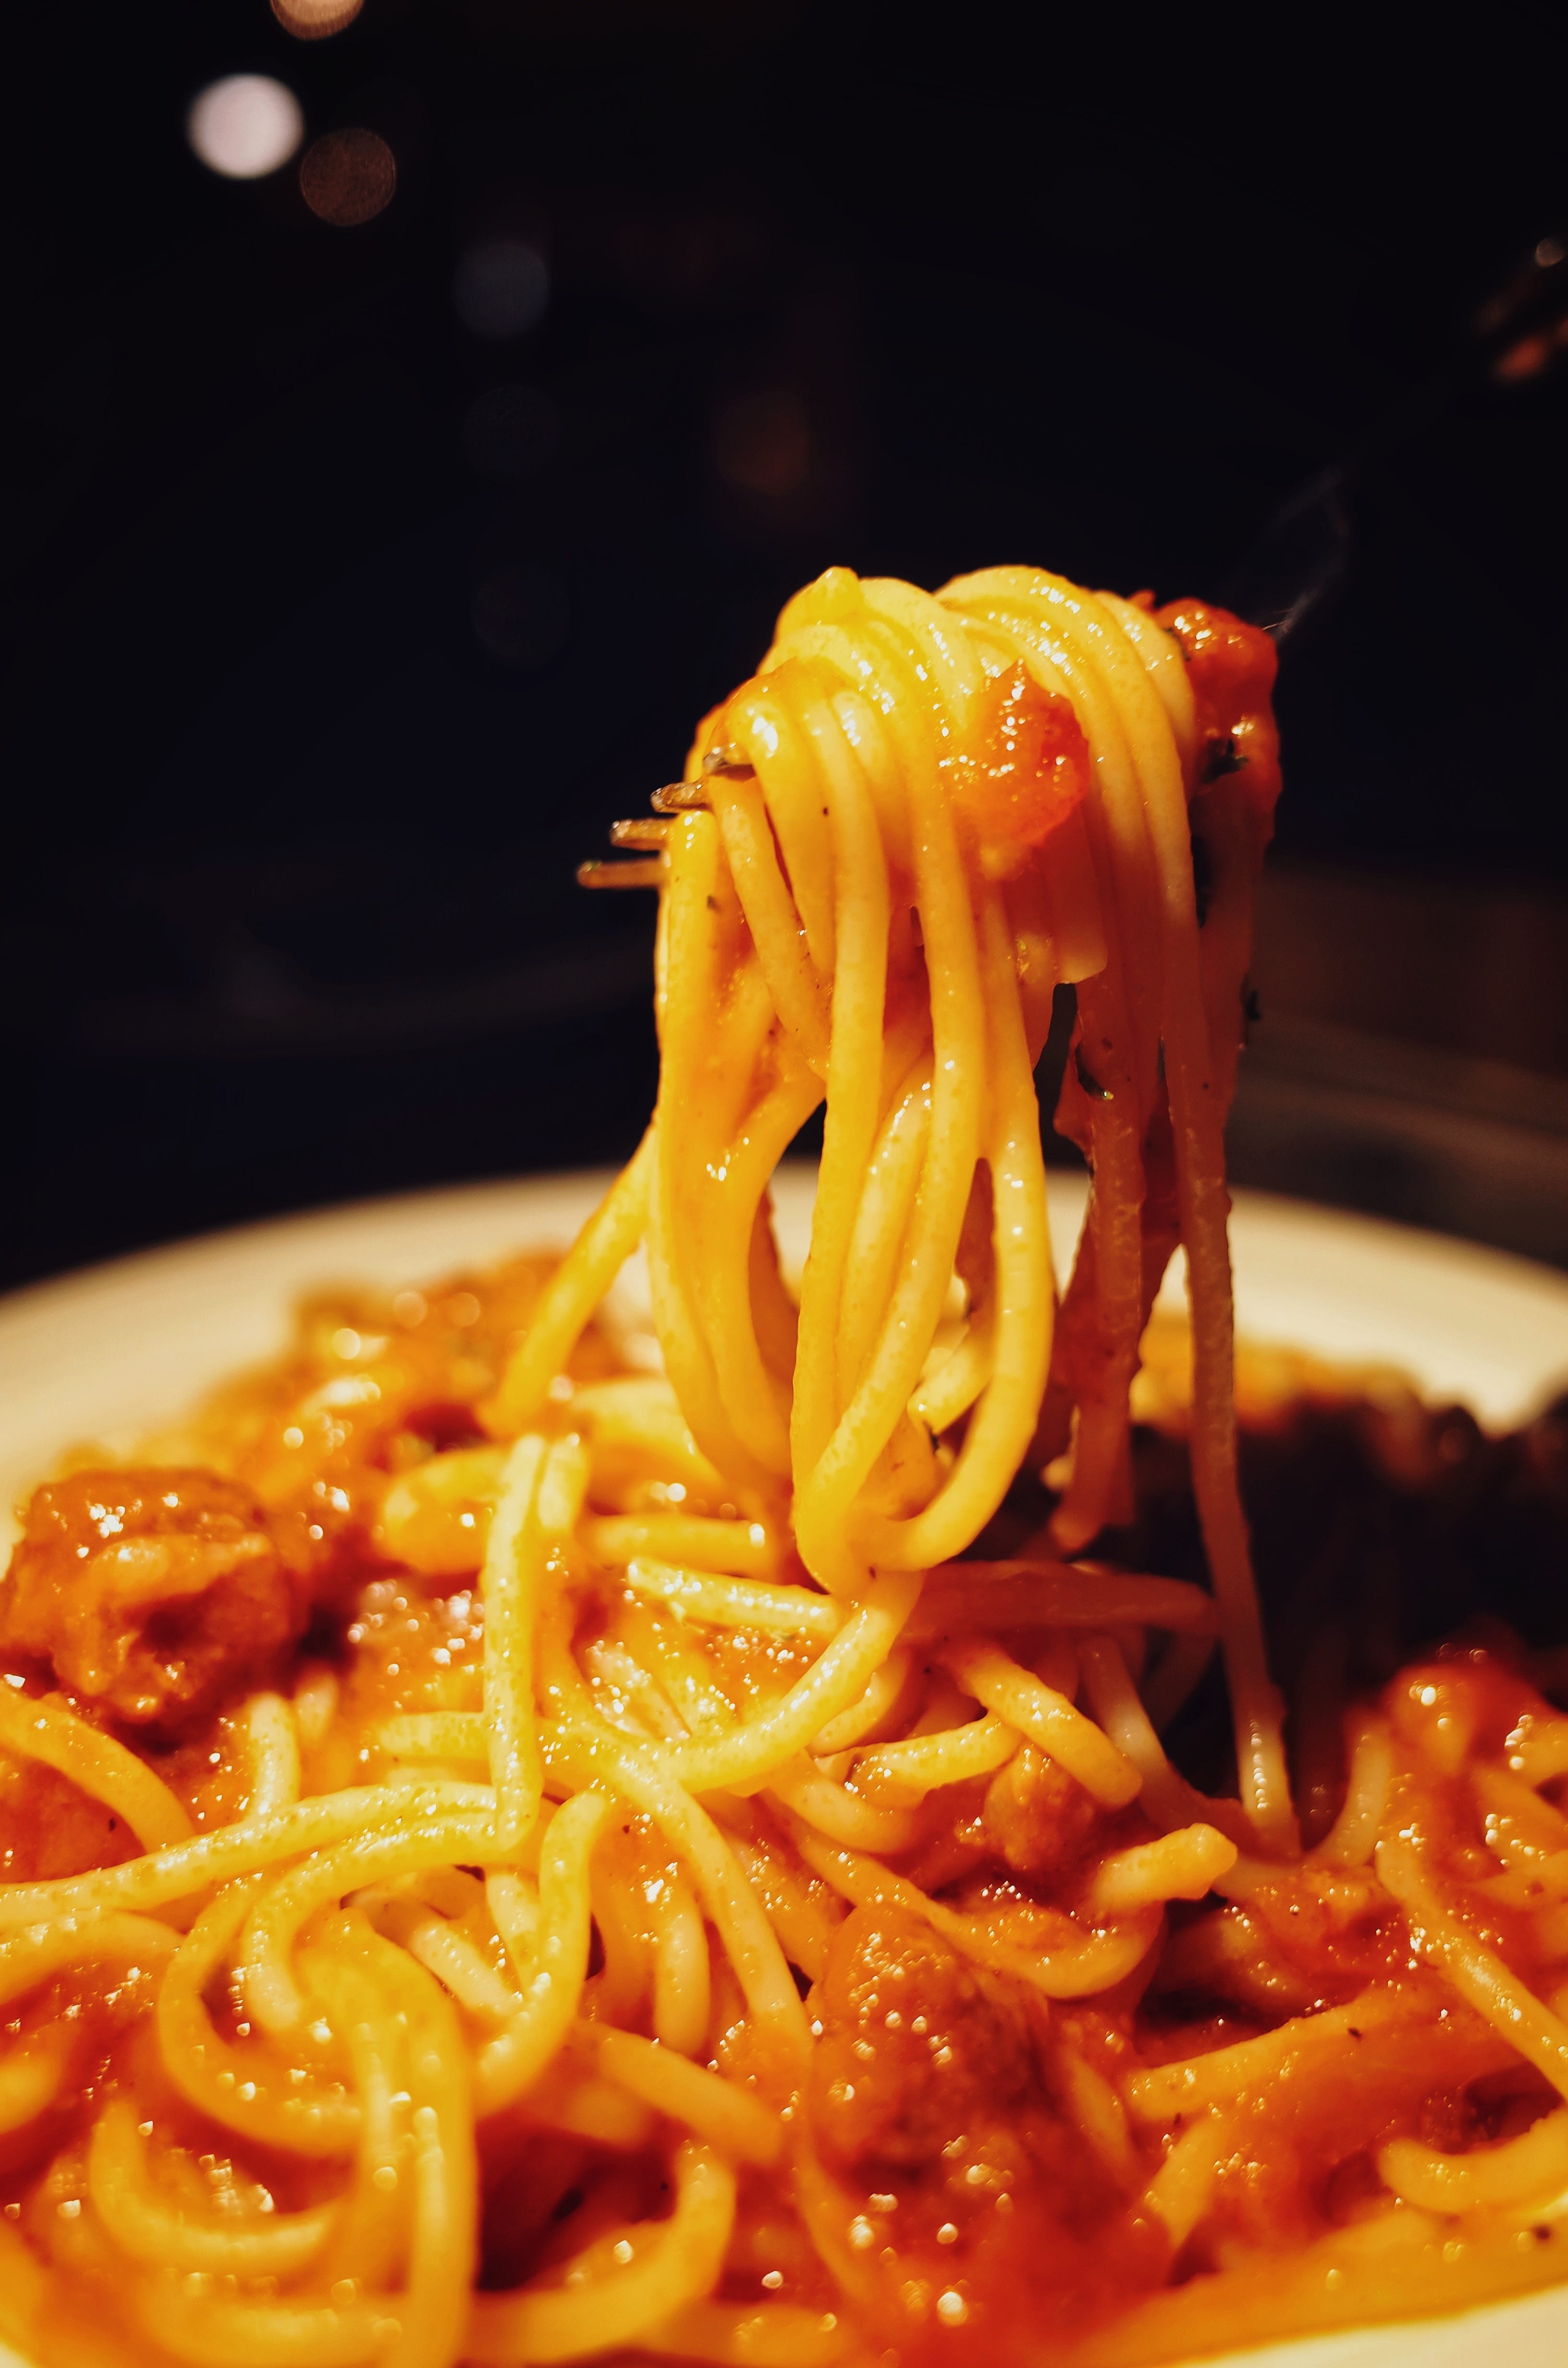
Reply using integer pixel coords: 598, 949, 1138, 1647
3, 565, 1568, 2368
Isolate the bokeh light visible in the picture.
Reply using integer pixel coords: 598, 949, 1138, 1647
299, 129, 396, 227
1494, 313, 1568, 385
186, 75, 304, 181
271, 0, 364, 37
453, 239, 549, 339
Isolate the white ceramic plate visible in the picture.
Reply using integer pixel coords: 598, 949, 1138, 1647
2, 1171, 1568, 2368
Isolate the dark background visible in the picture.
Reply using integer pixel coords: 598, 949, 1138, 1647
5, 0, 1568, 1293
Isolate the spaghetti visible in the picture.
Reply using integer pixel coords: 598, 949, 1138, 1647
1, 564, 1567, 2368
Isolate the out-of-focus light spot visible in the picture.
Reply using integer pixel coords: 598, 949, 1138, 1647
272, 0, 364, 37
460, 383, 559, 481
1535, 235, 1566, 271
1494, 312, 1568, 384
300, 128, 396, 227
187, 75, 303, 180
471, 566, 570, 670
302, 129, 400, 228
299, 128, 395, 226
453, 239, 549, 340
712, 389, 812, 496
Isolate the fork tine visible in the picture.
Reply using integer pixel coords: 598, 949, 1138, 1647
701, 743, 756, 778
650, 781, 710, 814
577, 858, 665, 890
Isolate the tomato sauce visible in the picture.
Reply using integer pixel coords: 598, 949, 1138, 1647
1152, 598, 1282, 827
1, 1244, 1567, 2366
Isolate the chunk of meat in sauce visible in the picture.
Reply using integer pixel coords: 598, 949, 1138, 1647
0, 1759, 140, 1882
808, 1904, 1039, 2171
183, 1257, 625, 1597
980, 1742, 1102, 1882
0, 1469, 308, 1735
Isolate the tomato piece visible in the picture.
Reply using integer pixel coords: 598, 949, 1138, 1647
1156, 598, 1283, 823
944, 662, 1092, 877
